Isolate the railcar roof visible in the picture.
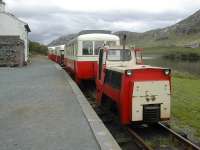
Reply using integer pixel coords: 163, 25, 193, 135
54, 45, 65, 49
78, 30, 111, 35
77, 33, 120, 41
49, 45, 65, 50
48, 47, 56, 50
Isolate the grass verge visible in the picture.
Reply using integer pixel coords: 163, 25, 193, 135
171, 72, 200, 138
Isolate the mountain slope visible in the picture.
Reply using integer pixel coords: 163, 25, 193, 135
115, 9, 200, 47
48, 34, 77, 46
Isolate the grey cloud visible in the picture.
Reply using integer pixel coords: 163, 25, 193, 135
7, 5, 196, 44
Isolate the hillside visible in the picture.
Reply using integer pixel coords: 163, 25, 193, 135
49, 9, 200, 48
48, 34, 77, 46
116, 9, 200, 47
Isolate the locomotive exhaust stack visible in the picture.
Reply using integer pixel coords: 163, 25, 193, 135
122, 34, 127, 50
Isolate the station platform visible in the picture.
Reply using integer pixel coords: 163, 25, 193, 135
0, 56, 120, 150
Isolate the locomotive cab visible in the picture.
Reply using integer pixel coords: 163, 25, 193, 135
96, 46, 171, 125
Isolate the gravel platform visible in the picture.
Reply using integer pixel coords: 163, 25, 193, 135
0, 56, 100, 150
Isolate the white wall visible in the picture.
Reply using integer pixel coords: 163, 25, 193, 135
0, 13, 29, 62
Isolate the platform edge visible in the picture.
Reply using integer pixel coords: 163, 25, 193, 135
63, 71, 121, 150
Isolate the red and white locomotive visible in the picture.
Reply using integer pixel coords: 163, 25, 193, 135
96, 45, 171, 125
64, 30, 120, 83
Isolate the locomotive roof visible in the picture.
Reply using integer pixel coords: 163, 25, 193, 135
54, 45, 65, 49
106, 65, 166, 74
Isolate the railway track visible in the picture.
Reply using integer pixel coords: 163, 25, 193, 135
79, 81, 200, 150
158, 122, 200, 150
127, 123, 200, 150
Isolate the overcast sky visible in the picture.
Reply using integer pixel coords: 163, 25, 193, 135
4, 0, 200, 44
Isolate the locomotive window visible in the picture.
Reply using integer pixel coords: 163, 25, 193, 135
105, 70, 112, 84
82, 41, 93, 55
94, 41, 104, 55
108, 50, 121, 61
110, 71, 122, 89
104, 70, 122, 89
107, 49, 131, 61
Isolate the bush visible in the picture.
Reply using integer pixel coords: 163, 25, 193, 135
29, 41, 48, 55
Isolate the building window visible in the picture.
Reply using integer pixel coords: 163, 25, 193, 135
82, 41, 93, 55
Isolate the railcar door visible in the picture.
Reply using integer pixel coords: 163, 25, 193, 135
98, 49, 103, 80
60, 50, 64, 66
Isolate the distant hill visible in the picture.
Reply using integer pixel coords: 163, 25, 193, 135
115, 9, 200, 47
48, 34, 77, 46
49, 9, 200, 48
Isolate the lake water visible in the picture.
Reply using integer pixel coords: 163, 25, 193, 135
143, 55, 200, 75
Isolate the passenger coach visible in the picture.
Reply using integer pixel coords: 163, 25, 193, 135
48, 46, 55, 61
48, 45, 65, 65
54, 45, 65, 65
64, 30, 120, 83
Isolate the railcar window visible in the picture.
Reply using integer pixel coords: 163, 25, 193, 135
72, 44, 75, 56
82, 41, 93, 55
74, 44, 78, 56
107, 49, 132, 61
94, 41, 104, 55
61, 50, 64, 55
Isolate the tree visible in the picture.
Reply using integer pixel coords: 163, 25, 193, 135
29, 41, 48, 55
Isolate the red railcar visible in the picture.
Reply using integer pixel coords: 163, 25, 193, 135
48, 45, 65, 65
96, 46, 171, 125
64, 31, 120, 83
54, 45, 65, 65
48, 46, 55, 61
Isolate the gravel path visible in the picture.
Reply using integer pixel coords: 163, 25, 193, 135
0, 56, 100, 150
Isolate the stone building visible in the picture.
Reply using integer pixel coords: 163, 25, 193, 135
0, 0, 31, 66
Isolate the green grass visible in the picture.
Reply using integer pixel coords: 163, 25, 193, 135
171, 73, 200, 137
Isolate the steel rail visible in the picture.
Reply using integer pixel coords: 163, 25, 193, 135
127, 127, 154, 150
158, 122, 200, 150
80, 85, 200, 150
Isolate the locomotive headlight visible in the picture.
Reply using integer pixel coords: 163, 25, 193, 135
164, 69, 171, 76
126, 70, 133, 76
